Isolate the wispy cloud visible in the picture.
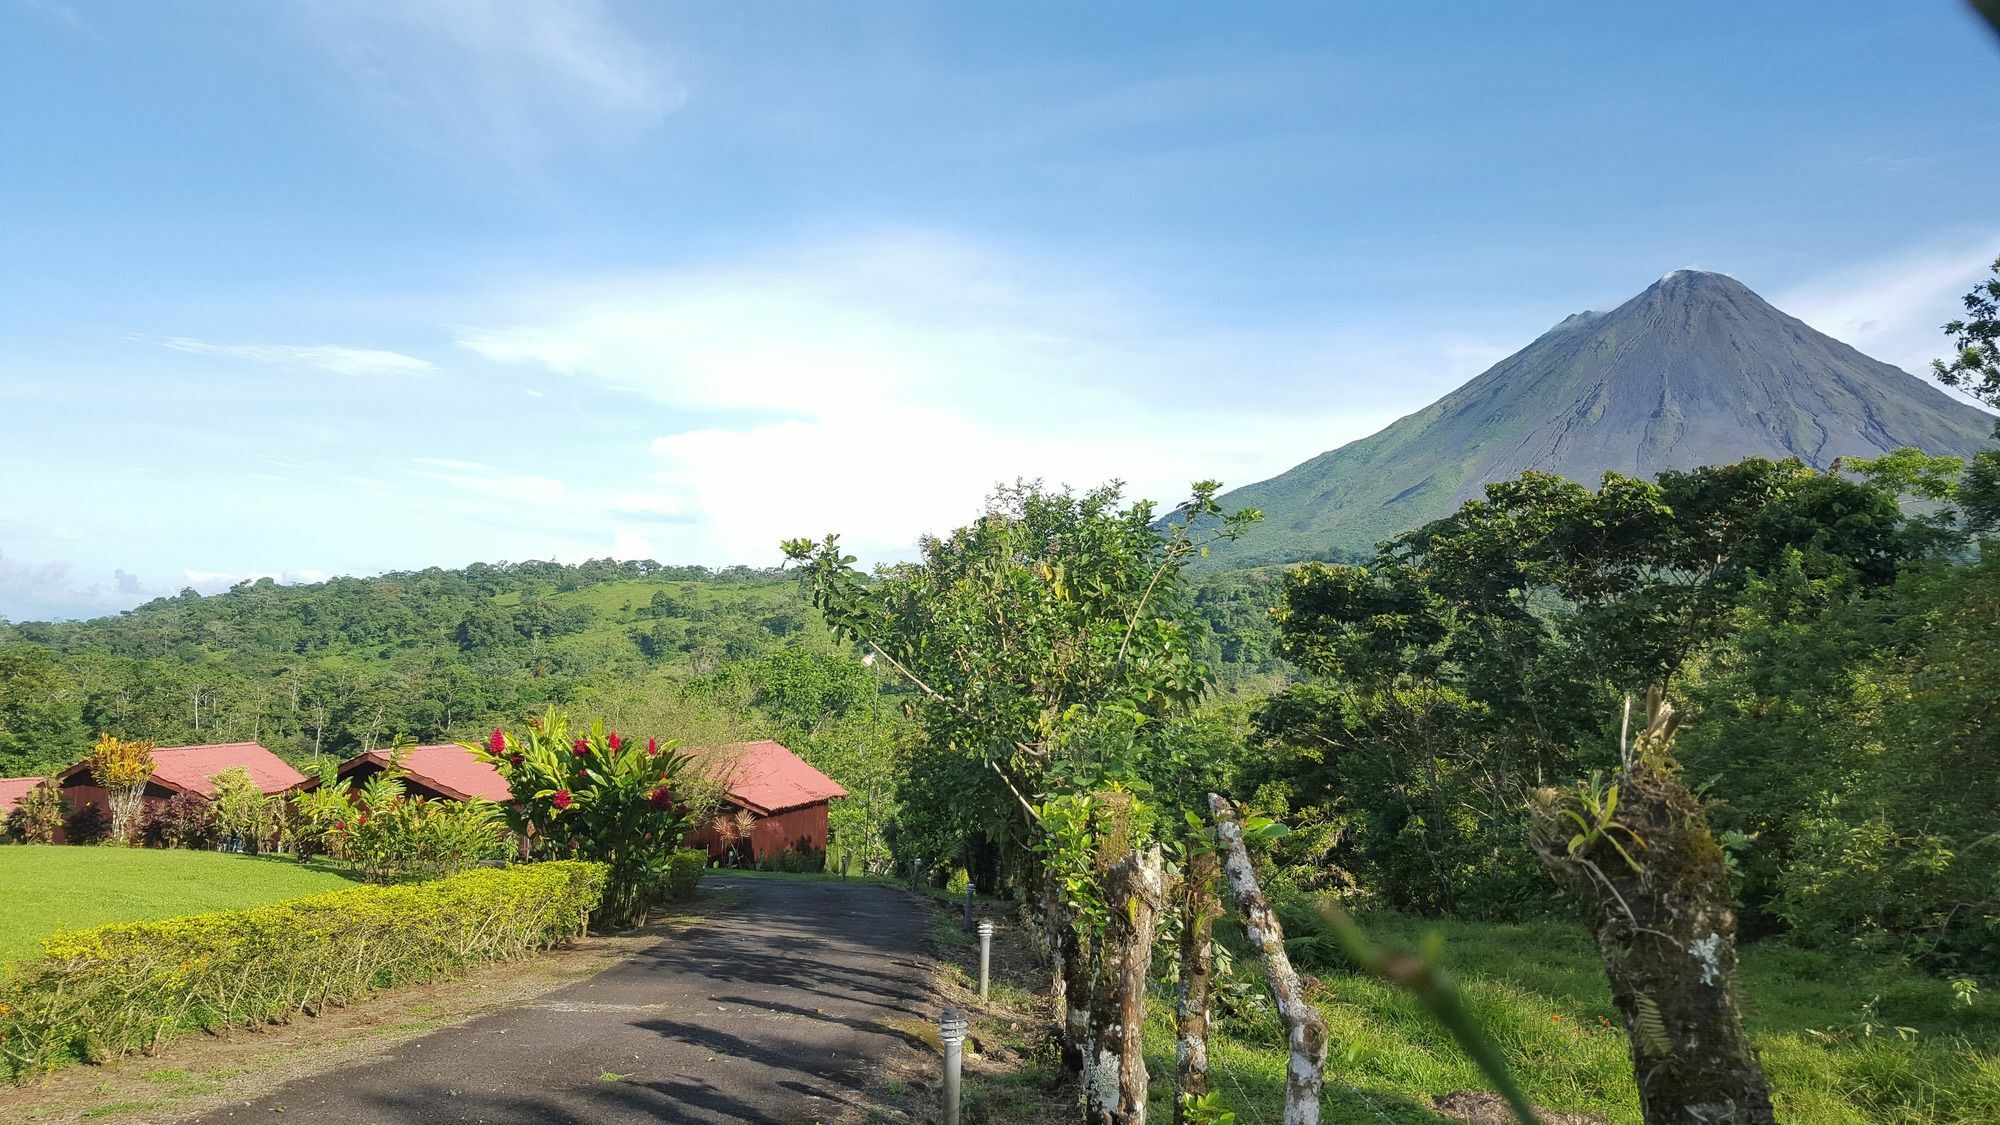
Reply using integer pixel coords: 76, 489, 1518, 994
297, 0, 682, 162
162, 338, 437, 377
1778, 233, 2000, 386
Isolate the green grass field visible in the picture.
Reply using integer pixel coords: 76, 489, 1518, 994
1143, 913, 2000, 1124
0, 846, 358, 964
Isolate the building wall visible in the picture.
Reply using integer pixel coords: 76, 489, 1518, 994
687, 802, 830, 865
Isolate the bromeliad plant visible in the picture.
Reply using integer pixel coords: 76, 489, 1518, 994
468, 707, 698, 927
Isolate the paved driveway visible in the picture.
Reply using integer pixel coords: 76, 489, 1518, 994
196, 876, 935, 1124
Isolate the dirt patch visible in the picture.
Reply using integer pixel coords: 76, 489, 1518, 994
0, 895, 729, 1124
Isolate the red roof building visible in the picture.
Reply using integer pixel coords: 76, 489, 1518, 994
327, 744, 511, 803
686, 740, 848, 865
0, 776, 49, 817
59, 741, 306, 804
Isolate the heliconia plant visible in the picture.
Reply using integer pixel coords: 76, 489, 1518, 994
466, 707, 697, 927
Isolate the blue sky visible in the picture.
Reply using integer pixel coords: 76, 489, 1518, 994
3, 1, 1997, 620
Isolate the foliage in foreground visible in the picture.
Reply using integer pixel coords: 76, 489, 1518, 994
0, 860, 605, 1080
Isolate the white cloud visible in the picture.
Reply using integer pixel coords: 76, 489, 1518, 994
298, 0, 682, 161
162, 338, 437, 378
1778, 233, 2000, 383
453, 232, 1443, 565
409, 459, 569, 507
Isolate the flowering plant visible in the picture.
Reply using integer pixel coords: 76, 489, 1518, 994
467, 707, 696, 926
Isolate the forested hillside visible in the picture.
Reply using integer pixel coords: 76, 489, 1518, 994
0, 557, 1284, 779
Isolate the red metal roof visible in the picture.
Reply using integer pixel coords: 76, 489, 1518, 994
61, 742, 305, 798
697, 740, 848, 816
0, 776, 48, 815
345, 744, 511, 802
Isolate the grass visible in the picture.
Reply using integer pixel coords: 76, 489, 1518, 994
1158, 912, 2000, 1124
0, 845, 358, 964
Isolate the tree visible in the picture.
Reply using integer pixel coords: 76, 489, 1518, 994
1255, 457, 1950, 917
1532, 695, 1777, 1125
1932, 255, 2000, 415
784, 479, 1258, 1122
0, 645, 84, 776
85, 733, 155, 845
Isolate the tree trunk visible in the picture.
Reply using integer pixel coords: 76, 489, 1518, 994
1045, 875, 1091, 1079
1529, 697, 1777, 1125
1083, 846, 1165, 1125
1209, 793, 1327, 1125
1174, 847, 1221, 1125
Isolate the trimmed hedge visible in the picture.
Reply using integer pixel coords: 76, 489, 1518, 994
0, 860, 605, 1080
663, 848, 706, 902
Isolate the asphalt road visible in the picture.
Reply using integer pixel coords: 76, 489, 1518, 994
196, 876, 935, 1124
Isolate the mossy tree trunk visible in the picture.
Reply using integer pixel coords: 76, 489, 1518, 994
1083, 846, 1165, 1125
1174, 847, 1221, 1125
1530, 697, 1777, 1125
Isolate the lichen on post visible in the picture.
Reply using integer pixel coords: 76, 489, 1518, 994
1083, 846, 1166, 1125
1530, 693, 1777, 1125
1209, 793, 1328, 1125
1174, 846, 1221, 1125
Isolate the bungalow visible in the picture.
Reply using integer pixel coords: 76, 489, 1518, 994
322, 743, 511, 803
686, 740, 849, 865
58, 741, 306, 818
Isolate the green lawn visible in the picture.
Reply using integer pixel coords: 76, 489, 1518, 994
1153, 913, 2000, 1124
0, 846, 359, 964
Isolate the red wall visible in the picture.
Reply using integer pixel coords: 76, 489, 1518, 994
687, 802, 830, 865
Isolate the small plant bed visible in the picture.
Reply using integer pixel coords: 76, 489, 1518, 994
0, 846, 357, 964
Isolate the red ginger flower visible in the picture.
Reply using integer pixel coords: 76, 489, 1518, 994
508, 753, 524, 766
646, 737, 658, 756
487, 728, 506, 754
648, 785, 675, 811
572, 738, 589, 756
607, 732, 622, 750
552, 789, 573, 810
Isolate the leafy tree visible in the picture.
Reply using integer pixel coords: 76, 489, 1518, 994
783, 479, 1258, 1111
1258, 456, 1955, 916
1932, 255, 2000, 415
85, 733, 154, 845
0, 645, 85, 776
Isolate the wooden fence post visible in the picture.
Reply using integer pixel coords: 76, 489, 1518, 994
1083, 846, 1165, 1125
1174, 847, 1221, 1125
1209, 793, 1327, 1125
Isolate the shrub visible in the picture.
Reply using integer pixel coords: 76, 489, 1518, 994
209, 766, 282, 853
140, 794, 216, 849
339, 769, 508, 884
5, 781, 66, 844
62, 803, 107, 846
0, 860, 605, 1080
470, 709, 697, 927
663, 848, 706, 901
